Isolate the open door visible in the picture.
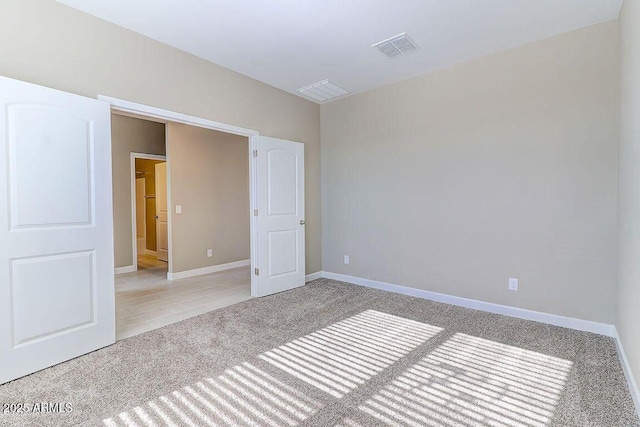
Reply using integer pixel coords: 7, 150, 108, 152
155, 162, 168, 262
0, 76, 115, 384
255, 136, 305, 297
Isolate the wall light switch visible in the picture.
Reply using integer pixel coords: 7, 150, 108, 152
344, 255, 350, 265
509, 278, 519, 291
207, 249, 213, 257
176, 205, 182, 214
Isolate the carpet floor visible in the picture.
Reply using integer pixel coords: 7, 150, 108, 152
0, 278, 638, 427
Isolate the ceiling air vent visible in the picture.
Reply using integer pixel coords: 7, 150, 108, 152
297, 80, 351, 103
372, 32, 418, 58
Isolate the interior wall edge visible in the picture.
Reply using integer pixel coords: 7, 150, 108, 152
614, 327, 640, 417
616, 0, 640, 402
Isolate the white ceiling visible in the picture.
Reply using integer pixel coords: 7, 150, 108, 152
55, 0, 623, 103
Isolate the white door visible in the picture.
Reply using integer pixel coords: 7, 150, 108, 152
255, 136, 305, 297
155, 162, 168, 262
0, 76, 115, 384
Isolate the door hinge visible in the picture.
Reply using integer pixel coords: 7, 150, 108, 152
253, 149, 258, 158
254, 209, 258, 216
254, 268, 260, 276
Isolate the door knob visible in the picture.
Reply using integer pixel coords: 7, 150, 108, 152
154, 215, 159, 219
300, 220, 305, 225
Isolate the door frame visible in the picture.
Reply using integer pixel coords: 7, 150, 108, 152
130, 152, 167, 271
100, 95, 260, 297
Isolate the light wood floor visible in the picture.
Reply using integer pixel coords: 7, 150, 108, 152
115, 264, 251, 340
137, 253, 168, 270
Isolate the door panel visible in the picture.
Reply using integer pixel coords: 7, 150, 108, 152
155, 162, 168, 262
8, 105, 92, 228
267, 149, 298, 216
267, 229, 299, 277
11, 251, 94, 346
0, 76, 114, 384
256, 136, 305, 297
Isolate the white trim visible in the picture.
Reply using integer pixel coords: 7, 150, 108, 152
101, 95, 259, 296
167, 259, 251, 281
99, 96, 259, 137
249, 135, 259, 297
614, 327, 640, 416
321, 271, 616, 337
129, 152, 167, 273
115, 265, 136, 275
305, 271, 323, 282
144, 249, 157, 257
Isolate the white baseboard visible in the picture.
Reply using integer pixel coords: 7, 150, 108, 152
321, 271, 616, 337
144, 249, 157, 257
167, 259, 250, 280
614, 328, 640, 417
305, 271, 323, 282
114, 265, 136, 275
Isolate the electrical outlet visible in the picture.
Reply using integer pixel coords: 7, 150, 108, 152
176, 205, 182, 214
344, 255, 350, 265
509, 278, 519, 291
207, 249, 213, 257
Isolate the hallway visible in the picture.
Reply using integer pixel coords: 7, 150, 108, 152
115, 265, 251, 339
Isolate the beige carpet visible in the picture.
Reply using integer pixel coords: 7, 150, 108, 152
0, 278, 638, 426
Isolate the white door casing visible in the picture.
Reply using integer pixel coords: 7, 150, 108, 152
129, 152, 166, 270
255, 136, 305, 297
0, 76, 115, 384
155, 162, 168, 262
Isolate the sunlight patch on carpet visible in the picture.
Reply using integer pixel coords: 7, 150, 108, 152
103, 362, 323, 427
341, 333, 573, 427
102, 310, 440, 426
259, 310, 443, 398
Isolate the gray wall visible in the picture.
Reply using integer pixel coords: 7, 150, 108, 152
168, 123, 250, 273
321, 21, 619, 323
617, 0, 640, 393
112, 115, 165, 268
0, 0, 322, 274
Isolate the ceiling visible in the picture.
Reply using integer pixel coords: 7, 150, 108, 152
55, 0, 623, 103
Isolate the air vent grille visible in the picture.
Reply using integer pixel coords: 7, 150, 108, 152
372, 33, 418, 58
297, 80, 351, 103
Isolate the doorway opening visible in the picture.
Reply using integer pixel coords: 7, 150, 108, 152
132, 154, 167, 273
113, 111, 254, 340
106, 95, 306, 341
